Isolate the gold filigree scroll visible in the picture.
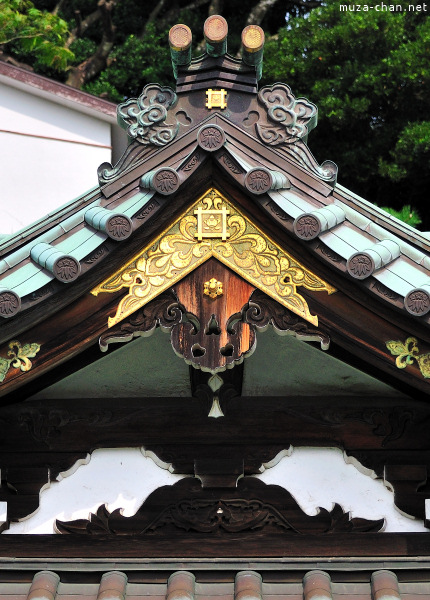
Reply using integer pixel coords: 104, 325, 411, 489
0, 340, 41, 384
386, 337, 430, 379
91, 189, 336, 327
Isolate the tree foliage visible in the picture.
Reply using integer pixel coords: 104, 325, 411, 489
263, 1, 430, 228
0, 0, 72, 69
0, 0, 428, 228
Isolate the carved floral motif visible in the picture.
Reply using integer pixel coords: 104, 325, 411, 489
245, 169, 271, 194
117, 84, 179, 146
405, 290, 430, 316
0, 340, 41, 384
0, 291, 20, 318
198, 125, 225, 151
347, 254, 374, 279
106, 216, 132, 240
53, 257, 80, 282
91, 189, 335, 328
294, 215, 320, 239
204, 278, 223, 299
154, 169, 179, 194
386, 336, 430, 379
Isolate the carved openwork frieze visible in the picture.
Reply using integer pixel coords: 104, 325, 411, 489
92, 188, 335, 329
117, 83, 179, 146
55, 477, 384, 535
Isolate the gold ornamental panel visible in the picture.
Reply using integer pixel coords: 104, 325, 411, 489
91, 188, 336, 327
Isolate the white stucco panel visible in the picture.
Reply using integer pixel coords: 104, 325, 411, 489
4, 448, 184, 534
3, 446, 426, 534
256, 446, 426, 532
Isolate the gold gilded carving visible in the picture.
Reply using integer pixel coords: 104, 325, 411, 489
206, 88, 227, 110
204, 278, 223, 299
92, 188, 335, 327
0, 340, 41, 383
386, 336, 430, 379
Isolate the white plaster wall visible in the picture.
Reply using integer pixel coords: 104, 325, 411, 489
256, 447, 426, 532
2, 446, 426, 534
4, 448, 184, 534
0, 83, 112, 234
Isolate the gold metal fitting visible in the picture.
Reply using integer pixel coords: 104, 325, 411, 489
204, 278, 223, 299
205, 88, 227, 110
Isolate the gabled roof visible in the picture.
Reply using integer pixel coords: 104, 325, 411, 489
0, 19, 429, 399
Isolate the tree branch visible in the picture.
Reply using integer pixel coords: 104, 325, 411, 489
244, 0, 280, 26
139, 0, 168, 39
52, 0, 67, 16
66, 0, 116, 89
65, 6, 103, 49
208, 0, 223, 15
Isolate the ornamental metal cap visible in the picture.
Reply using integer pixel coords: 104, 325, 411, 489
241, 25, 265, 53
169, 24, 192, 51
204, 15, 228, 43
169, 24, 192, 77
241, 25, 265, 79
204, 15, 228, 57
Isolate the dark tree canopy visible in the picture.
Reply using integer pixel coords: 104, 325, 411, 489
0, 0, 428, 228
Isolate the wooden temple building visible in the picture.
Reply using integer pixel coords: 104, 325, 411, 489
1, 14, 430, 600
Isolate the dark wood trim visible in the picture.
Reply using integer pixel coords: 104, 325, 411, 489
0, 532, 429, 558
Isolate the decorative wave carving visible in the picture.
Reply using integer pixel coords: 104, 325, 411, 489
56, 477, 384, 535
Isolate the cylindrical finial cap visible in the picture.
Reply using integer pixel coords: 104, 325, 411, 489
242, 25, 265, 53
204, 15, 228, 43
169, 24, 192, 51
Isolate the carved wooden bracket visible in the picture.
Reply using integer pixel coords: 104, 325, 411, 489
55, 476, 384, 535
99, 259, 330, 373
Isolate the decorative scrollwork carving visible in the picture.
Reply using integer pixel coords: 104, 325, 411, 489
99, 291, 184, 351
243, 289, 330, 350
92, 188, 335, 328
117, 84, 179, 146
283, 144, 338, 183
55, 477, 384, 535
256, 84, 318, 145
